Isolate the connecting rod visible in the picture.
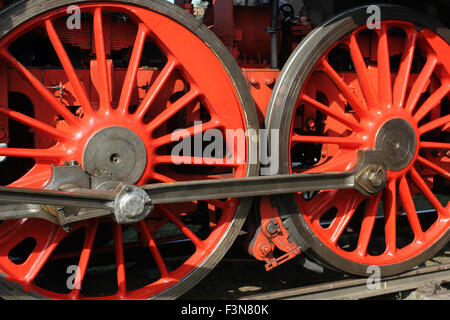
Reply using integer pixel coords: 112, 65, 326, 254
0, 150, 386, 226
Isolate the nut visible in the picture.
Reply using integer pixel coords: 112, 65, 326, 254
114, 184, 153, 224
356, 164, 386, 195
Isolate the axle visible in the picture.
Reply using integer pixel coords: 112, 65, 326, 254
0, 150, 386, 227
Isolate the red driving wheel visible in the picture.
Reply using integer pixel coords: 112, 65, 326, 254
0, 0, 258, 299
266, 5, 449, 276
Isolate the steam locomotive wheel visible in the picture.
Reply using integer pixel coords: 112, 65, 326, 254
266, 5, 449, 276
0, 1, 258, 299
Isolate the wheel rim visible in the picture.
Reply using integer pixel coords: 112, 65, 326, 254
286, 20, 449, 266
0, 2, 256, 299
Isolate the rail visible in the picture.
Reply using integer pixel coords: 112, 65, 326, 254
239, 263, 450, 300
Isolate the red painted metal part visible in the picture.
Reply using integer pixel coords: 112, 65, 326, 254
242, 68, 279, 124
249, 198, 301, 271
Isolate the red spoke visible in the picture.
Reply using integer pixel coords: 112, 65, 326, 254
303, 190, 342, 221
320, 59, 369, 118
8, 164, 52, 188
45, 19, 93, 117
113, 223, 126, 298
444, 122, 450, 132
23, 247, 57, 283
413, 83, 450, 122
135, 58, 178, 120
72, 221, 98, 299
420, 141, 450, 150
0, 50, 78, 126
416, 156, 449, 179
0, 221, 24, 246
327, 193, 362, 244
349, 33, 379, 110
383, 178, 397, 255
291, 133, 363, 148
393, 28, 417, 109
159, 205, 205, 250
151, 172, 177, 183
0, 105, 70, 141
0, 147, 65, 160
117, 23, 149, 114
301, 94, 364, 131
23, 225, 62, 283
410, 167, 447, 217
310, 200, 335, 223
419, 114, 450, 135
399, 175, 425, 243
405, 55, 438, 114
153, 119, 222, 147
205, 199, 228, 209
376, 26, 392, 107
300, 151, 358, 173
356, 193, 382, 257
138, 220, 169, 278
146, 89, 200, 132
93, 8, 111, 112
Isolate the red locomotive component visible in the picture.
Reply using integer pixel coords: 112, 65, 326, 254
249, 198, 301, 271
0, 0, 447, 300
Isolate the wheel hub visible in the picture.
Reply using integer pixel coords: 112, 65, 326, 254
83, 126, 147, 184
375, 118, 417, 171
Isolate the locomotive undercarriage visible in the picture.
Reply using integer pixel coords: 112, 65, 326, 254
0, 0, 447, 299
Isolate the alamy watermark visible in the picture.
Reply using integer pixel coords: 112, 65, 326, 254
66, 265, 81, 290
366, 265, 381, 290
66, 5, 81, 30
170, 123, 279, 175
366, 5, 381, 30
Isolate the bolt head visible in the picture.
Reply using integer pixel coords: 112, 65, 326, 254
114, 185, 153, 224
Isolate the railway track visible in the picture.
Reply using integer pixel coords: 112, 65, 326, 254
239, 263, 450, 300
